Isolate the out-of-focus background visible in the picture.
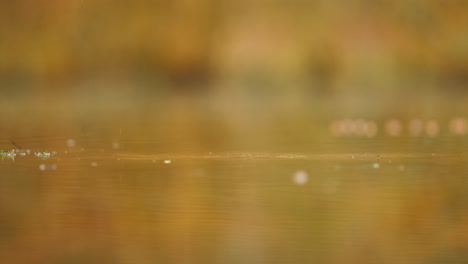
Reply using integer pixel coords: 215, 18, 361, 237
1, 0, 467, 96
1, 1, 468, 264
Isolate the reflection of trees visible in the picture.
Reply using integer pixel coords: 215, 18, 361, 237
0, 0, 466, 92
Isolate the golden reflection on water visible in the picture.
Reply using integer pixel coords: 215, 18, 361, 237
1, 96, 468, 263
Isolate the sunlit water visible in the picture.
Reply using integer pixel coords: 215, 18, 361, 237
1, 95, 468, 263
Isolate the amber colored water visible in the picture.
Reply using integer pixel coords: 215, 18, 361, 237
1, 94, 468, 264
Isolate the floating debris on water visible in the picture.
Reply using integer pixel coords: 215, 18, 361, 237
373, 163, 380, 169
91, 162, 98, 167
398, 165, 405, 171
1, 149, 60, 160
164, 160, 172, 164
293, 170, 308, 185
1, 150, 16, 160
1, 149, 15, 155
34, 151, 56, 158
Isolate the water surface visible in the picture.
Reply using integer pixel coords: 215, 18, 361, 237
1, 95, 468, 264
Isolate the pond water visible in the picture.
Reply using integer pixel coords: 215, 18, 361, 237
1, 94, 468, 263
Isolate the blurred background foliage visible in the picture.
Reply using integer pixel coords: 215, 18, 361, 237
0, 0, 467, 95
